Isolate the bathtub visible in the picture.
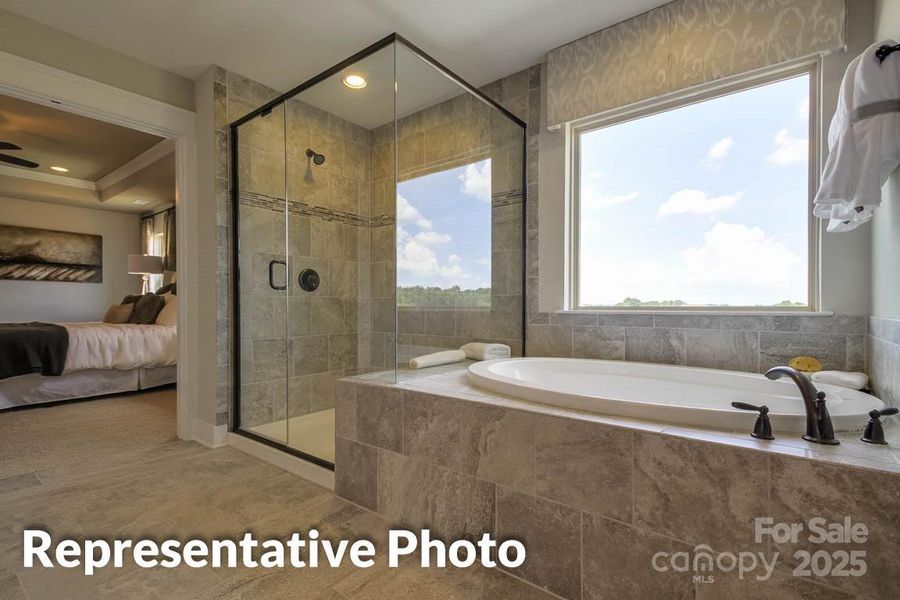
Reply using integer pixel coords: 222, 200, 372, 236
467, 358, 885, 433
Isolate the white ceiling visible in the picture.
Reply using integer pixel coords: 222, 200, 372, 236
0, 95, 175, 214
0, 94, 162, 180
293, 43, 466, 129
0, 0, 671, 94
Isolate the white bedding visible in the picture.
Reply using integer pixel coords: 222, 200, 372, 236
62, 322, 177, 373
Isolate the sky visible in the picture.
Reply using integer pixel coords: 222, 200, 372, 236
578, 74, 811, 307
396, 159, 491, 289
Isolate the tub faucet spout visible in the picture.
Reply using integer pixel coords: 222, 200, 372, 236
764, 366, 838, 445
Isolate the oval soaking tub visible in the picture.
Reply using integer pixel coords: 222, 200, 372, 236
467, 358, 885, 433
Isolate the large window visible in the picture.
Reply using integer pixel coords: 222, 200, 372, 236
572, 67, 816, 310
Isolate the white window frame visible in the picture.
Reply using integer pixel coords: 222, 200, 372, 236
566, 59, 822, 312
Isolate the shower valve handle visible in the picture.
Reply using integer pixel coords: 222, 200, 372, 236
731, 402, 774, 440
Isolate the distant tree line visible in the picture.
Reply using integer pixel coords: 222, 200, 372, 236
397, 286, 491, 308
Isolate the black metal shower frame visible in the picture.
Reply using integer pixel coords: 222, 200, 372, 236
230, 32, 528, 469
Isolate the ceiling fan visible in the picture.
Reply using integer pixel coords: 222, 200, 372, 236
0, 141, 39, 169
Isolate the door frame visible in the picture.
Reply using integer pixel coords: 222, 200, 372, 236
0, 50, 209, 443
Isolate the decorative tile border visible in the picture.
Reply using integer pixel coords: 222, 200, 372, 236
239, 189, 523, 229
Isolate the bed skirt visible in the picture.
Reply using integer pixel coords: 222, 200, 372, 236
0, 366, 176, 410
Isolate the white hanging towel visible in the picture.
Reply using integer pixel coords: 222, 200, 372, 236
813, 40, 900, 232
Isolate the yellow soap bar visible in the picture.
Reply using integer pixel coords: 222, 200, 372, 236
789, 356, 823, 373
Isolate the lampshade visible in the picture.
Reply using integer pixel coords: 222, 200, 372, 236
127, 254, 163, 275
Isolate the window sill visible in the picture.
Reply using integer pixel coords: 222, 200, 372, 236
558, 309, 834, 317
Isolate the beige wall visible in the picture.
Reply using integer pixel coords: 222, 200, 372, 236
872, 0, 900, 319
0, 9, 194, 111
0, 196, 141, 322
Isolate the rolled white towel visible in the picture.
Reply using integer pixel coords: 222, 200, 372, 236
460, 342, 511, 361
409, 349, 466, 370
811, 370, 869, 390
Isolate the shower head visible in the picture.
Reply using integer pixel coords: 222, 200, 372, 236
306, 148, 325, 166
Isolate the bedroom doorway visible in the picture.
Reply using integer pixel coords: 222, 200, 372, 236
0, 50, 202, 444
0, 93, 178, 418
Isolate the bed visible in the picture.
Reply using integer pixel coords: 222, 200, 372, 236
0, 321, 177, 410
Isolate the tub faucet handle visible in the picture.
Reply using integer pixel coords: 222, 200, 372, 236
814, 391, 837, 443
731, 402, 775, 440
861, 407, 899, 445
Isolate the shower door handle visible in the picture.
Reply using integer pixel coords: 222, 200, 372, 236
268, 259, 287, 290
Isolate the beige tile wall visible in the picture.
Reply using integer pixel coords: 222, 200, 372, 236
217, 68, 374, 428
868, 316, 900, 407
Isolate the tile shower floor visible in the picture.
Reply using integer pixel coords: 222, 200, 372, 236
246, 408, 336, 463
1, 394, 550, 599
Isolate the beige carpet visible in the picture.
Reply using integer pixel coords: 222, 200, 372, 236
0, 388, 177, 480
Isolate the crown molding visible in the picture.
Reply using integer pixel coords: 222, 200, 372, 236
0, 163, 97, 190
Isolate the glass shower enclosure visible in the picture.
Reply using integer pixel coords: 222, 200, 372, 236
231, 34, 526, 468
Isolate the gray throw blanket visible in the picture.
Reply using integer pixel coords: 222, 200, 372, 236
0, 322, 69, 380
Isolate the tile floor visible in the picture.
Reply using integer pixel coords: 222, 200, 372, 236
0, 389, 551, 599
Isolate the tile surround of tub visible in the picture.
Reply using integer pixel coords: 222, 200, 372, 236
335, 372, 900, 600
529, 313, 869, 375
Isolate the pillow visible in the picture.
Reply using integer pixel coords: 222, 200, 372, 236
129, 293, 166, 324
103, 303, 133, 324
155, 294, 177, 326
155, 282, 177, 295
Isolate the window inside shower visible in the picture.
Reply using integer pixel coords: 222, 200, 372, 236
230, 36, 526, 467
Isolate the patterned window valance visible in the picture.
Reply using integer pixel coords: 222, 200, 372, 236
546, 0, 847, 127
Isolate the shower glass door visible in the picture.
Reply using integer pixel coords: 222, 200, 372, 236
232, 41, 397, 468
281, 44, 396, 463
234, 101, 290, 447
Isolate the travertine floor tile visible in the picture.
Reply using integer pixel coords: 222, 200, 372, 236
1, 388, 556, 600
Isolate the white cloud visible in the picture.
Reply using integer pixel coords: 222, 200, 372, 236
682, 222, 804, 290
702, 136, 733, 168
578, 222, 806, 305
657, 189, 744, 217
582, 185, 639, 209
767, 129, 808, 166
459, 160, 492, 203
397, 228, 467, 281
414, 231, 451, 245
396, 194, 432, 230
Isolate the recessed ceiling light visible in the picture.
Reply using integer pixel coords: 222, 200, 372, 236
133, 199, 150, 205
50, 166, 69, 172
342, 74, 366, 89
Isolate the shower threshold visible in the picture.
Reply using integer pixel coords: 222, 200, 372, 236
245, 408, 335, 464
